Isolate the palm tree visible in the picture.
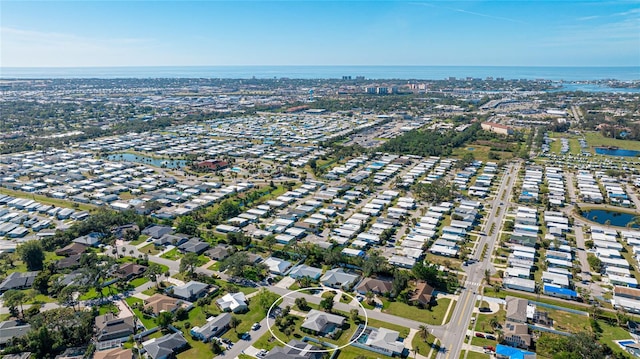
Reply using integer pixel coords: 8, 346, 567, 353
418, 325, 429, 342
489, 317, 499, 331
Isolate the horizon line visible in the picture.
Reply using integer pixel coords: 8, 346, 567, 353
2, 65, 640, 69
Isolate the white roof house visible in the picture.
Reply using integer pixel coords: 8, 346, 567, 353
216, 292, 248, 313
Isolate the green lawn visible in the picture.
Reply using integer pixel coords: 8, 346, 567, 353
130, 277, 150, 288
140, 243, 161, 255
584, 131, 640, 152
411, 330, 439, 359
28, 293, 56, 304
207, 261, 220, 271
463, 350, 491, 359
176, 330, 215, 359
382, 298, 452, 325
160, 248, 183, 260
124, 296, 156, 329
471, 336, 497, 347
98, 303, 120, 315
544, 308, 589, 333
130, 234, 149, 246
598, 321, 632, 357
80, 285, 117, 300
337, 345, 394, 359
221, 300, 268, 340
474, 308, 505, 334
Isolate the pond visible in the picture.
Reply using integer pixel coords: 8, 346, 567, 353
107, 153, 191, 168
581, 209, 639, 228
594, 147, 640, 157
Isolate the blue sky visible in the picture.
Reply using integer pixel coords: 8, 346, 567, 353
1, 1, 639, 67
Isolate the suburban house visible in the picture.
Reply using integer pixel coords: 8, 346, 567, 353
142, 225, 173, 239
264, 257, 293, 275
142, 332, 188, 359
57, 254, 82, 270
93, 348, 133, 359
356, 277, 393, 295
189, 313, 231, 342
320, 268, 359, 290
505, 296, 528, 323
143, 294, 187, 315
351, 325, 405, 357
288, 264, 323, 280
170, 281, 213, 302
113, 263, 147, 280
504, 322, 532, 350
410, 281, 435, 307
216, 292, 248, 313
301, 310, 345, 336
73, 232, 102, 247
178, 238, 210, 254
0, 320, 31, 348
0, 271, 38, 293
195, 159, 229, 171
264, 340, 324, 359
94, 313, 135, 342
205, 244, 235, 260
54, 242, 88, 257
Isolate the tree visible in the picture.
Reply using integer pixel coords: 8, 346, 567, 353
418, 325, 429, 342
211, 340, 223, 354
255, 289, 279, 314
263, 235, 277, 253
365, 291, 375, 306
350, 308, 360, 323
4, 289, 27, 318
229, 316, 241, 333
17, 240, 45, 271
175, 216, 198, 235
157, 311, 174, 331
320, 297, 334, 312
489, 317, 499, 330
485, 269, 491, 285
179, 253, 200, 278
295, 297, 309, 311
146, 263, 164, 288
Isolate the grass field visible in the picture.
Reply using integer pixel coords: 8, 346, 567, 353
462, 350, 491, 359
130, 277, 150, 288
411, 330, 439, 359
124, 296, 156, 329
221, 300, 268, 341
129, 234, 149, 245
585, 131, 640, 152
160, 248, 182, 260
474, 308, 505, 334
382, 298, 451, 325
140, 243, 161, 255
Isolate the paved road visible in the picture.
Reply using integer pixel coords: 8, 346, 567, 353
437, 161, 520, 359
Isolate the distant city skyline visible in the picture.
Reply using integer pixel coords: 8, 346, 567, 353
1, 1, 639, 68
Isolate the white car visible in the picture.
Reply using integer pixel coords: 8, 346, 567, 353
251, 323, 260, 331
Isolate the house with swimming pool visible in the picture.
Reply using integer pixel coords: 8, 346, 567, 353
349, 324, 406, 357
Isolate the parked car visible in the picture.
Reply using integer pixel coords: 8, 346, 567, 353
475, 333, 485, 338
252, 323, 261, 331
479, 307, 491, 313
240, 332, 251, 340
485, 334, 496, 340
483, 346, 495, 352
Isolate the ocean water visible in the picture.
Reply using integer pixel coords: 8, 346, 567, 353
1, 65, 639, 81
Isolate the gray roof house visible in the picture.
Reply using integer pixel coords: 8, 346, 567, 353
170, 281, 213, 302
205, 244, 234, 260
95, 313, 135, 342
506, 296, 529, 323
142, 225, 173, 239
0, 271, 38, 293
264, 340, 324, 359
0, 320, 31, 346
142, 332, 188, 359
178, 238, 210, 254
301, 310, 345, 335
189, 313, 231, 342
320, 268, 359, 289
289, 265, 322, 280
